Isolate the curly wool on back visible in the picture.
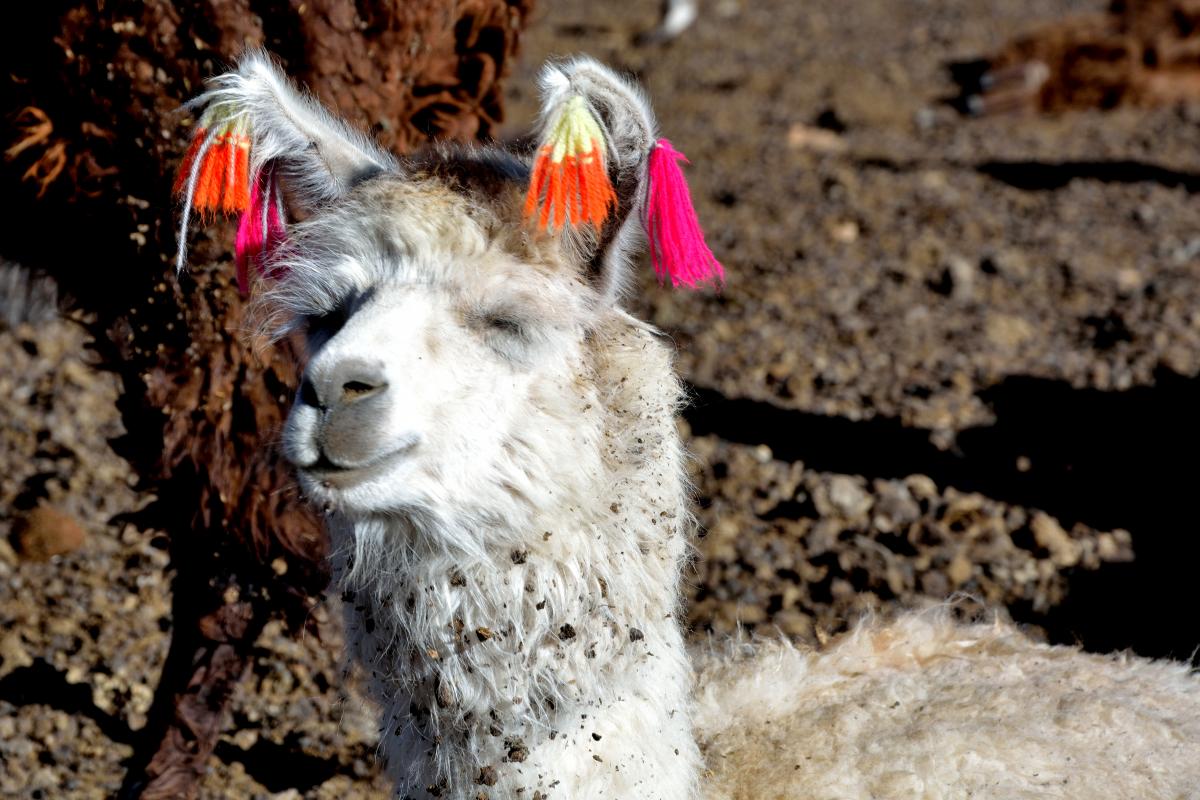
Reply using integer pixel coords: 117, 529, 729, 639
696, 609, 1200, 800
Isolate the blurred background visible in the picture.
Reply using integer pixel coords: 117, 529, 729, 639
2, 0, 1200, 797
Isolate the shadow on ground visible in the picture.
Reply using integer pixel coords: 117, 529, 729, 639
686, 368, 1200, 661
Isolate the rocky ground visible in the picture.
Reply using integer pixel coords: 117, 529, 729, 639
3, 0, 1199, 796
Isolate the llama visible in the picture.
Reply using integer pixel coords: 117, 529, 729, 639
175, 53, 1200, 799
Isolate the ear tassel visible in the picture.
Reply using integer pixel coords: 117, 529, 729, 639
176, 99, 286, 290
174, 106, 252, 218
234, 168, 286, 293
522, 89, 723, 291
523, 95, 617, 231
644, 139, 724, 289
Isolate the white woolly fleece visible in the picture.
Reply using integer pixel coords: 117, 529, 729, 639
320, 306, 699, 799
695, 611, 1200, 800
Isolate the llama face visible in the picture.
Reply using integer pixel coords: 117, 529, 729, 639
177, 53, 675, 533
277, 174, 597, 521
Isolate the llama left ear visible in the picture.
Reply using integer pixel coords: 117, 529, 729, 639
524, 58, 724, 303
173, 50, 398, 291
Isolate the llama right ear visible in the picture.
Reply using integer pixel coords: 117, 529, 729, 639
174, 50, 397, 287
524, 58, 723, 301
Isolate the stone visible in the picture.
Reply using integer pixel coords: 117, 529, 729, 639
828, 476, 873, 518
1031, 513, 1081, 568
12, 506, 86, 562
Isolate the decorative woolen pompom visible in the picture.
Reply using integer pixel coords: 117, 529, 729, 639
523, 95, 617, 231
643, 139, 724, 289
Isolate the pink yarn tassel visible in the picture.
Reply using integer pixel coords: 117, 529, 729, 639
644, 139, 724, 289
235, 170, 286, 294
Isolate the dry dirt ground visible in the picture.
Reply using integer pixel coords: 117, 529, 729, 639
3, 0, 1200, 796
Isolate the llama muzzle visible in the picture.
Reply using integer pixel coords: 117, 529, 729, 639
288, 354, 421, 481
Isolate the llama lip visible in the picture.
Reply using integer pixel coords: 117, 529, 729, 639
302, 442, 416, 486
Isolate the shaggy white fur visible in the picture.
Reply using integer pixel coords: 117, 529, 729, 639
696, 611, 1200, 800
178, 52, 1200, 800
321, 306, 699, 798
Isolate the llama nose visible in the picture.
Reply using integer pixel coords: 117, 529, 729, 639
302, 359, 389, 410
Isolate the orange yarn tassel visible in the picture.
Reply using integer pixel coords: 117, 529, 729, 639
173, 131, 206, 195
195, 145, 225, 216
175, 96, 270, 275
563, 157, 581, 222
224, 137, 251, 214
175, 109, 252, 219
524, 96, 616, 231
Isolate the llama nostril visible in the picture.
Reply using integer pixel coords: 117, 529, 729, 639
313, 358, 388, 408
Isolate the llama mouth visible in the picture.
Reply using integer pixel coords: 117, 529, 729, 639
301, 442, 416, 487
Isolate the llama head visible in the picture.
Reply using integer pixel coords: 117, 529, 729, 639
174, 52, 717, 542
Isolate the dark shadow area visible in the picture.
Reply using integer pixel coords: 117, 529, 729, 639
943, 58, 992, 115
685, 384, 962, 479
961, 370, 1200, 662
0, 659, 358, 795
685, 368, 1200, 662
975, 160, 1200, 193
0, 659, 133, 746
212, 735, 348, 793
854, 155, 1200, 195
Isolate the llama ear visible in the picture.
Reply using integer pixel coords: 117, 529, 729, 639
174, 50, 397, 288
523, 57, 723, 303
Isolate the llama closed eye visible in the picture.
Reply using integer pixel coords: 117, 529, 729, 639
484, 319, 534, 364
485, 314, 525, 337
467, 308, 543, 364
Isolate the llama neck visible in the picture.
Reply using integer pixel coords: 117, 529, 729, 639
332, 318, 701, 799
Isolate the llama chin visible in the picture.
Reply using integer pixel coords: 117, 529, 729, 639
174, 51, 1200, 800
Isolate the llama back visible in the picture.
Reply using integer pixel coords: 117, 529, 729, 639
693, 611, 1200, 800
